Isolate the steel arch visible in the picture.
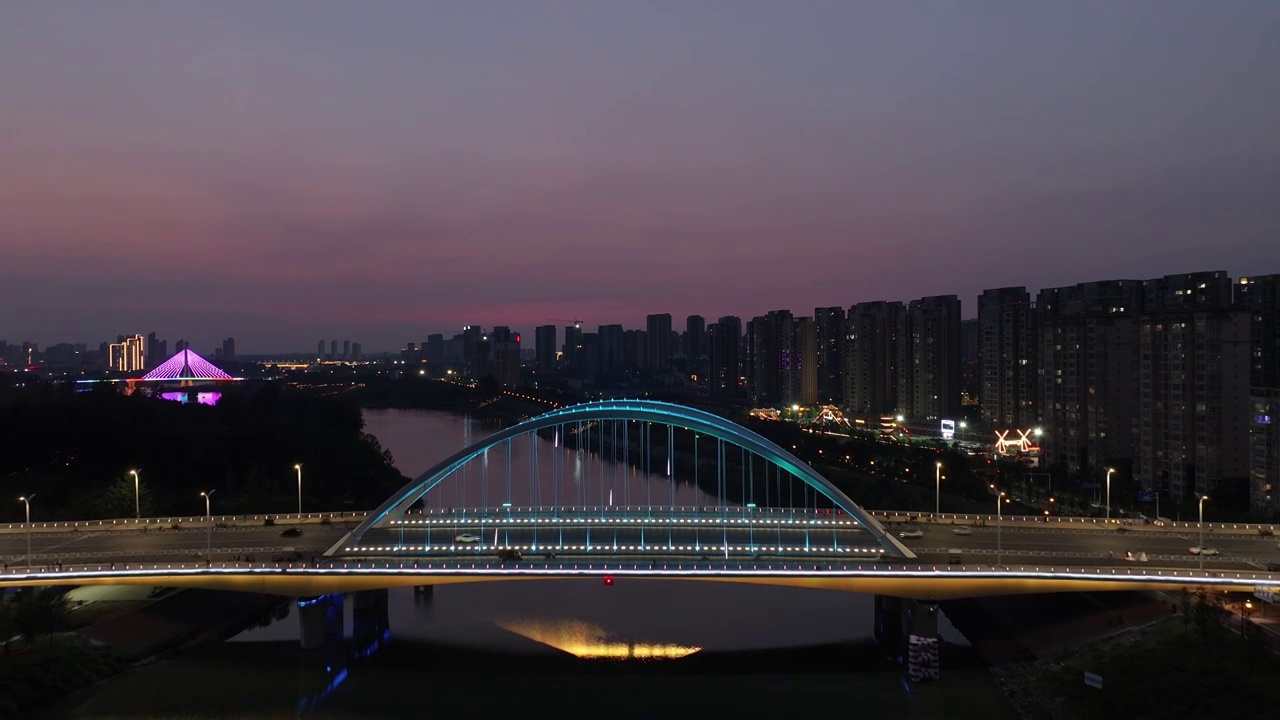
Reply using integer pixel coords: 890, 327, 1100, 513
338, 400, 912, 558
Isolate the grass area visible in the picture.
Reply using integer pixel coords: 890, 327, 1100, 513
1013, 616, 1280, 719
0, 635, 124, 720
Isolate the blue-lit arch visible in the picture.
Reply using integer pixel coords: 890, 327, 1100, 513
338, 400, 911, 558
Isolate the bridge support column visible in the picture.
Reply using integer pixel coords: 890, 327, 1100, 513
874, 596, 941, 682
352, 589, 390, 653
297, 594, 344, 651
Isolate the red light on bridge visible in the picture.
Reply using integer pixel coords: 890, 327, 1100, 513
603, 576, 615, 586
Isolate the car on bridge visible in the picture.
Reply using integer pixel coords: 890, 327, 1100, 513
1189, 547, 1220, 556
898, 529, 924, 539
455, 533, 481, 544
952, 526, 972, 536
280, 528, 302, 538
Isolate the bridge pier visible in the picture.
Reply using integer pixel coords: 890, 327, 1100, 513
874, 595, 940, 682
297, 594, 345, 651
351, 589, 390, 653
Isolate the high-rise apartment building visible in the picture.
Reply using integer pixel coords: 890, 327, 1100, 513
904, 295, 961, 421
1250, 388, 1280, 518
535, 325, 557, 373
1037, 279, 1142, 478
685, 315, 706, 377
317, 341, 325, 359
960, 318, 981, 405
748, 310, 794, 405
622, 330, 646, 372
978, 287, 1037, 428
562, 322, 583, 376
330, 340, 338, 360
646, 314, 673, 371
222, 337, 236, 363
598, 324, 624, 380
1237, 274, 1280, 389
793, 316, 818, 405
844, 301, 906, 416
814, 307, 845, 404
109, 334, 147, 372
351, 342, 361, 361
342, 340, 350, 360
708, 316, 742, 399
490, 327, 521, 388
1137, 272, 1252, 504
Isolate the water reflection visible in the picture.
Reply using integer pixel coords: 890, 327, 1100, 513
493, 617, 702, 659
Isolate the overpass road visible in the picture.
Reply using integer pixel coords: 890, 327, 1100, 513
4, 514, 1280, 572
0, 524, 352, 565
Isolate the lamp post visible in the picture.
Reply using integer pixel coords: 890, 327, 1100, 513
935, 462, 943, 517
996, 491, 1007, 567
200, 490, 216, 564
1242, 599, 1253, 637
18, 494, 35, 569
129, 469, 141, 519
1198, 495, 1210, 571
1105, 468, 1114, 522
293, 464, 303, 516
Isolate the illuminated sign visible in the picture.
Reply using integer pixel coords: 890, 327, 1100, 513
940, 419, 955, 440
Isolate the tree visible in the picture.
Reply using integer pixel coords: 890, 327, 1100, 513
12, 588, 71, 646
0, 601, 15, 655
97, 475, 149, 518
1190, 589, 1226, 646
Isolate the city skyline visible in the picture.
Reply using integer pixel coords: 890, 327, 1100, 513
4, 2, 1280, 351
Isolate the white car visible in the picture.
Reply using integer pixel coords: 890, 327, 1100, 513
1123, 551, 1149, 562
898, 529, 924, 539
454, 533, 482, 544
1189, 546, 1220, 556
952, 526, 973, 536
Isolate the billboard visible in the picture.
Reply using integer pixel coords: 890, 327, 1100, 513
940, 419, 956, 441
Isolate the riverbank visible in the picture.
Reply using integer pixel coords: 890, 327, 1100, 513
994, 611, 1280, 719
0, 588, 287, 719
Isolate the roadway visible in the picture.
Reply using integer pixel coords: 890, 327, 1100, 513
0, 524, 351, 565
3, 512, 1280, 572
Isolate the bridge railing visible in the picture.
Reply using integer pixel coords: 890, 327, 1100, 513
870, 510, 1280, 535
0, 511, 368, 534
3, 506, 1276, 536
2, 558, 1279, 587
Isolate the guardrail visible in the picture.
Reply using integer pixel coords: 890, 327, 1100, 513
1, 558, 1278, 589
4, 505, 1277, 537
0, 511, 368, 534
870, 510, 1280, 535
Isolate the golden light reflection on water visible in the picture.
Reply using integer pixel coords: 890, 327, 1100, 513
494, 618, 701, 659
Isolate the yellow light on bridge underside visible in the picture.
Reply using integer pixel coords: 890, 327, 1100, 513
494, 618, 701, 660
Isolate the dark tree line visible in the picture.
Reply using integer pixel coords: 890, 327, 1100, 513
0, 379, 407, 521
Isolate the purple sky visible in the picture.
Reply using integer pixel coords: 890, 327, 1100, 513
3, 1, 1279, 353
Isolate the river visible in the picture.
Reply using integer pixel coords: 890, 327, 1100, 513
50, 408, 997, 718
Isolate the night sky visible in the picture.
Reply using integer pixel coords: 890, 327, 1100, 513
4, 1, 1279, 352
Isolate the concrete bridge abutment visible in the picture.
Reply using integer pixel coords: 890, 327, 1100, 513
298, 593, 344, 650
874, 595, 940, 682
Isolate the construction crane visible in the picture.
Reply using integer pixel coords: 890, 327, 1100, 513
547, 318, 583, 327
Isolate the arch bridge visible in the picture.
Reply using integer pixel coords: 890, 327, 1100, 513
330, 400, 912, 562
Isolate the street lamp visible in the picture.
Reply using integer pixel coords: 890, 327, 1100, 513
200, 490, 217, 565
293, 464, 303, 516
18, 494, 35, 569
129, 469, 141, 519
1198, 495, 1210, 570
1105, 468, 1114, 522
935, 462, 943, 517
996, 491, 1007, 567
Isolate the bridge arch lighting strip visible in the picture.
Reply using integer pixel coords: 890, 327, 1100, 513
341, 400, 910, 558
